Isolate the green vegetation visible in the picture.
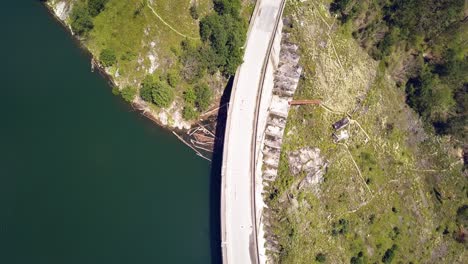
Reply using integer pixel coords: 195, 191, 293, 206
329, 0, 467, 141
151, 82, 174, 108
166, 69, 180, 88
140, 75, 174, 108
190, 4, 199, 20
382, 244, 397, 264
111, 85, 137, 103
182, 105, 199, 120
120, 86, 137, 103
199, 1, 247, 75
265, 0, 467, 263
194, 83, 212, 112
315, 253, 327, 262
61, 0, 250, 121
70, 1, 93, 36
87, 0, 108, 17
99, 48, 116, 67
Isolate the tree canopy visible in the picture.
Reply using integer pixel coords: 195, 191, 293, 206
70, 2, 94, 36
99, 48, 116, 67
330, 0, 467, 141
140, 75, 174, 108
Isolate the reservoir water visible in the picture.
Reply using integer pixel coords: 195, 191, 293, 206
0, 1, 219, 263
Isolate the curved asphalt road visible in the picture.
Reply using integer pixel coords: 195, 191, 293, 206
221, 0, 285, 263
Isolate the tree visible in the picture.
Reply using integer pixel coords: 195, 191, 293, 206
99, 48, 116, 67
88, 0, 108, 17
151, 81, 174, 108
70, 2, 93, 36
213, 0, 241, 17
180, 40, 208, 82
120, 86, 137, 103
195, 83, 212, 111
140, 75, 155, 102
199, 13, 246, 76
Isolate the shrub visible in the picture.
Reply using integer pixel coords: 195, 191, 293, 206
184, 87, 196, 105
99, 48, 116, 67
121, 86, 137, 102
180, 40, 208, 82
213, 0, 241, 16
382, 245, 397, 264
457, 205, 468, 226
88, 0, 108, 17
111, 86, 120, 95
190, 4, 199, 20
140, 75, 155, 102
315, 253, 326, 262
70, 2, 94, 36
183, 106, 199, 120
195, 83, 213, 112
350, 251, 365, 264
166, 69, 180, 87
151, 81, 174, 108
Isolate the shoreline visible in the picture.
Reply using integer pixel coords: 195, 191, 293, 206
43, 1, 220, 160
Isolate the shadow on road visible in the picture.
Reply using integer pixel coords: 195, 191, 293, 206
209, 76, 233, 264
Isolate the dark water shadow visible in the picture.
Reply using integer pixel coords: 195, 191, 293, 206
209, 76, 233, 264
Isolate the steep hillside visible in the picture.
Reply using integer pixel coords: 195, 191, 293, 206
265, 0, 467, 263
46, 0, 253, 128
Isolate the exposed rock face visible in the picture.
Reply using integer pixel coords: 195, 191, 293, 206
258, 21, 304, 263
288, 147, 328, 191
51, 0, 73, 21
260, 32, 302, 184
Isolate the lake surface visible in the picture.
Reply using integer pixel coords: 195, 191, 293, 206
0, 1, 219, 263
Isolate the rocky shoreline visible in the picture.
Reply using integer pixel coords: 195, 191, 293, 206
44, 0, 222, 158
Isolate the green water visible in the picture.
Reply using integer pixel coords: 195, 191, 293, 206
0, 1, 219, 263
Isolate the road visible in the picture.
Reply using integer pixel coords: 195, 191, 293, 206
221, 0, 285, 263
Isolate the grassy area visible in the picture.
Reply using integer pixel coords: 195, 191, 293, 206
265, 1, 467, 263
47, 0, 255, 124
85, 0, 211, 92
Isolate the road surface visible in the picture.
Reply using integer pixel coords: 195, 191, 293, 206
221, 0, 285, 263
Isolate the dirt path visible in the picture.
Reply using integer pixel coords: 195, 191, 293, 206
147, 3, 199, 40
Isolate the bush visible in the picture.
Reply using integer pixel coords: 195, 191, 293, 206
195, 83, 213, 112
166, 69, 180, 87
190, 4, 199, 20
332, 218, 349, 235
111, 86, 120, 95
184, 87, 196, 105
382, 244, 397, 264
88, 0, 108, 17
70, 2, 94, 36
151, 81, 174, 108
350, 251, 365, 264
457, 205, 468, 227
213, 0, 241, 16
140, 75, 155, 102
180, 40, 208, 82
100, 48, 117, 67
183, 106, 199, 120
121, 86, 137, 103
315, 253, 326, 262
